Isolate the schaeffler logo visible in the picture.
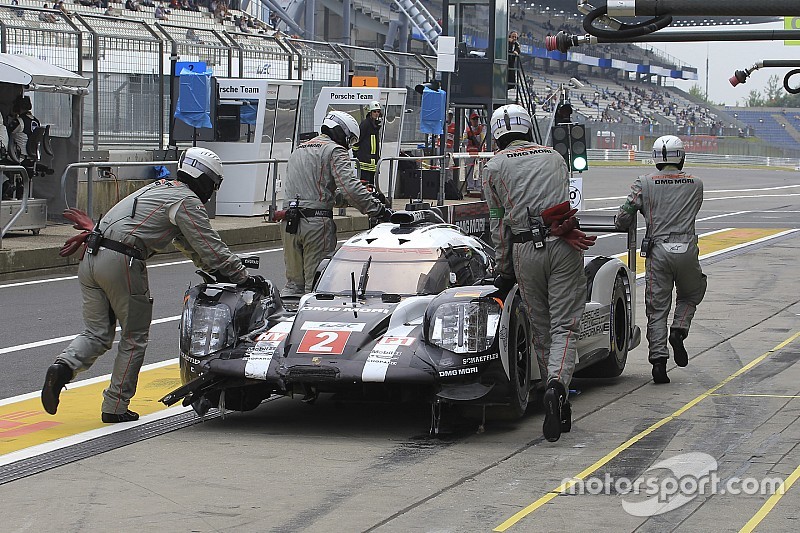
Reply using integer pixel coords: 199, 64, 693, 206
562, 452, 784, 516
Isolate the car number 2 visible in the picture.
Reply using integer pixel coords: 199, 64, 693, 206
297, 330, 351, 355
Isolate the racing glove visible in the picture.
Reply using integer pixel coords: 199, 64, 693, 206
493, 274, 516, 299
59, 231, 89, 257
63, 208, 94, 232
559, 229, 597, 251
238, 275, 268, 290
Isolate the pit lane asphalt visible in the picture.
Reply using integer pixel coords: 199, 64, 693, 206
1, 166, 799, 532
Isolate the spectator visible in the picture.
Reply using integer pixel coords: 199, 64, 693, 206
155, 2, 168, 19
237, 15, 250, 33
103, 5, 117, 16
11, 0, 25, 17
39, 3, 59, 22
125, 0, 141, 11
186, 28, 201, 43
269, 10, 279, 28
507, 31, 521, 91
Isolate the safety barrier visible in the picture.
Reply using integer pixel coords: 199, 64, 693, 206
588, 149, 800, 168
0, 165, 32, 247
59, 158, 289, 220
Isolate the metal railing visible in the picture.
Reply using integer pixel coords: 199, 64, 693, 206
375, 154, 451, 207
0, 165, 32, 247
60, 158, 289, 220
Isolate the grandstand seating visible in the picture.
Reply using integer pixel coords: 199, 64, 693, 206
722, 108, 800, 149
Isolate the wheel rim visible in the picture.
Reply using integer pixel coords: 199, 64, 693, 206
613, 296, 627, 356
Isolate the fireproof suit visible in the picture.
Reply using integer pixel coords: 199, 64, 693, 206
353, 116, 381, 185
615, 168, 706, 363
483, 140, 585, 390
281, 133, 386, 296
56, 179, 248, 415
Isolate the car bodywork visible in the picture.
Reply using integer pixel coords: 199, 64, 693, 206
162, 207, 640, 431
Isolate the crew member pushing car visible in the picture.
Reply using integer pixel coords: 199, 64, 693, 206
281, 110, 390, 297
42, 147, 258, 423
615, 135, 706, 384
483, 104, 596, 442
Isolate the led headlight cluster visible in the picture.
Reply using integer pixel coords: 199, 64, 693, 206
189, 304, 234, 356
428, 300, 502, 353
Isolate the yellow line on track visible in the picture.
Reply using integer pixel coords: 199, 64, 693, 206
616, 227, 790, 274
709, 393, 800, 399
493, 331, 800, 532
739, 464, 800, 533
0, 364, 181, 457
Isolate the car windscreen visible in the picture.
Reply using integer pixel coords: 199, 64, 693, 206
315, 246, 449, 296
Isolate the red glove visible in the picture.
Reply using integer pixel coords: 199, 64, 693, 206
560, 229, 597, 251
541, 201, 577, 225
63, 208, 94, 231
59, 231, 89, 257
548, 216, 578, 237
273, 210, 286, 222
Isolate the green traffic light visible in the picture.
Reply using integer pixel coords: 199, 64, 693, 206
572, 156, 587, 171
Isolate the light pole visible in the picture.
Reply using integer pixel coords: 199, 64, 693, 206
595, 91, 600, 121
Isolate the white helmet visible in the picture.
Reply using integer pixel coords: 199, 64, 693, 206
490, 104, 532, 142
365, 100, 382, 113
178, 147, 224, 203
321, 110, 360, 148
652, 135, 685, 168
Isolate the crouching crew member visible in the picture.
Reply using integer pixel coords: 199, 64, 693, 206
615, 135, 706, 384
281, 111, 390, 297
483, 104, 596, 442
43, 148, 255, 422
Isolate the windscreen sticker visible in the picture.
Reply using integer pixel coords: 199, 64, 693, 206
297, 330, 352, 355
300, 321, 366, 332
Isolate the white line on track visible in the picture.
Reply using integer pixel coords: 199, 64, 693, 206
587, 184, 800, 202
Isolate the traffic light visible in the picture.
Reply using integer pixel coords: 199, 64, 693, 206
569, 123, 588, 172
551, 124, 570, 166
550, 123, 589, 172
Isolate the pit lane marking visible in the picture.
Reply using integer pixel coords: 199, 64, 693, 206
0, 359, 183, 462
740, 464, 800, 533
493, 331, 800, 532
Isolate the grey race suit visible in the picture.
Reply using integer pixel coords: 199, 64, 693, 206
615, 169, 707, 363
483, 140, 586, 389
281, 134, 385, 296
56, 179, 248, 414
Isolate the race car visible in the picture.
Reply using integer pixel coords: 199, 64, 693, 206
161, 207, 640, 432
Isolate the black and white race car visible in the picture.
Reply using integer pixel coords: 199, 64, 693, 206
162, 207, 640, 431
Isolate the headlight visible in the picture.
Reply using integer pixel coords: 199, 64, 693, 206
187, 304, 234, 356
428, 300, 502, 353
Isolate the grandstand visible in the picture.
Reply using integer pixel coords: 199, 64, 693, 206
1, 0, 798, 156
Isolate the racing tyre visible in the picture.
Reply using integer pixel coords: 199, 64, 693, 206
495, 296, 532, 419
583, 275, 629, 378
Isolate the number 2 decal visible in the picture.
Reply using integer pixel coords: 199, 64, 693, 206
297, 330, 351, 355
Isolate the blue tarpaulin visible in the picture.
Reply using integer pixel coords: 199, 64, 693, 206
240, 101, 257, 125
175, 68, 213, 129
419, 87, 446, 135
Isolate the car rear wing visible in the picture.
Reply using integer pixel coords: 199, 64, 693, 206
577, 213, 637, 272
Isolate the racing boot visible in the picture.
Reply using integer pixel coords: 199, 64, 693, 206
561, 399, 572, 433
41, 362, 73, 415
669, 328, 689, 367
543, 380, 567, 442
652, 360, 670, 384
101, 410, 140, 423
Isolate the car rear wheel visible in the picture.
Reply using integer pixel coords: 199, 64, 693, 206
582, 275, 629, 378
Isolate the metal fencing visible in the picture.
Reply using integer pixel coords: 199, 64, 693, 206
0, 6, 436, 150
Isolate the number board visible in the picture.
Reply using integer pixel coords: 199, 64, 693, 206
297, 330, 351, 355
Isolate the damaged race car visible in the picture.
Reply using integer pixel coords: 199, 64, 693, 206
161, 207, 641, 432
